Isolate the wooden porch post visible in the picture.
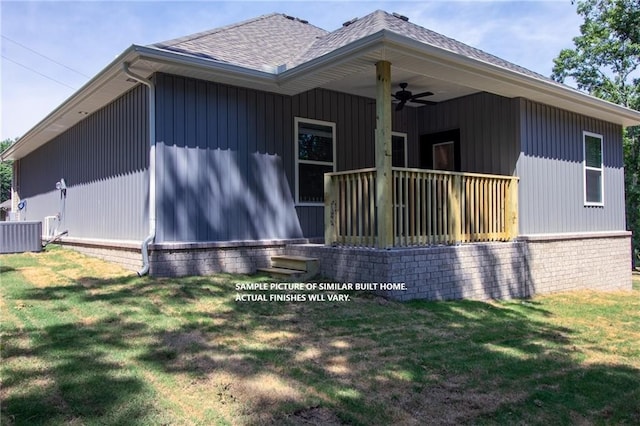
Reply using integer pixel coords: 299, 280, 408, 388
375, 61, 394, 248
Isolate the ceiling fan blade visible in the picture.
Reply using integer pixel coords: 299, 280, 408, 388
395, 101, 406, 111
411, 91, 434, 99
412, 99, 438, 106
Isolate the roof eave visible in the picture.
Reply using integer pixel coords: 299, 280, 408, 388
1, 45, 280, 161
134, 45, 278, 85
1, 46, 139, 161
279, 29, 640, 128
381, 31, 640, 128
5, 27, 640, 162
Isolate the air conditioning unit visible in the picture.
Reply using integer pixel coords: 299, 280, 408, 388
43, 216, 58, 238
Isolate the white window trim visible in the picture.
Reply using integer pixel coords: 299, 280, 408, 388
583, 131, 604, 207
392, 132, 408, 167
294, 117, 337, 206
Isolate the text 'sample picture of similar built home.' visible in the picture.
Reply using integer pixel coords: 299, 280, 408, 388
3, 10, 639, 300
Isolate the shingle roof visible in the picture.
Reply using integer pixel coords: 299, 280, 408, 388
152, 10, 550, 82
298, 10, 548, 80
153, 13, 328, 72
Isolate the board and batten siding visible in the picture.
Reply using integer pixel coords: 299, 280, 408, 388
14, 85, 149, 241
417, 92, 520, 176
154, 73, 303, 242
516, 98, 626, 234
153, 73, 418, 241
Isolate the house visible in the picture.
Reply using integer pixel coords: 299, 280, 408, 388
2, 10, 639, 300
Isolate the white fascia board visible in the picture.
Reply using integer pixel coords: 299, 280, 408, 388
133, 45, 278, 87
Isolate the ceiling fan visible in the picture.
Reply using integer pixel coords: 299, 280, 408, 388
392, 83, 436, 111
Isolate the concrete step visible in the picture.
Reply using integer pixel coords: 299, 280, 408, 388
271, 255, 319, 275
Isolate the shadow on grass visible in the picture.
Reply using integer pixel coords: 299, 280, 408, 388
3, 272, 640, 425
0, 265, 16, 273
2, 317, 162, 425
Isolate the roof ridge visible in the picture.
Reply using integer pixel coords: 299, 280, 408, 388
153, 13, 284, 48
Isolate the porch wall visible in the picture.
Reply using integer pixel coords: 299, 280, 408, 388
417, 92, 520, 176
287, 232, 631, 301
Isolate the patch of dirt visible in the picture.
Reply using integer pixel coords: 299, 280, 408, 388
163, 330, 207, 352
289, 406, 344, 425
389, 377, 526, 425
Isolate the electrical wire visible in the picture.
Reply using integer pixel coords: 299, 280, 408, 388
1, 35, 90, 78
1, 54, 77, 90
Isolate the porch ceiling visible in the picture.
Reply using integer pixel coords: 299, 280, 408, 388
320, 64, 480, 106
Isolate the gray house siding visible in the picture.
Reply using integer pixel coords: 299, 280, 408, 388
14, 86, 148, 241
153, 73, 419, 241
417, 92, 520, 176
154, 73, 302, 242
516, 98, 626, 234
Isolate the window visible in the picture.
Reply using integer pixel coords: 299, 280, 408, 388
420, 129, 460, 171
583, 131, 603, 206
392, 132, 407, 167
433, 141, 455, 171
295, 118, 336, 204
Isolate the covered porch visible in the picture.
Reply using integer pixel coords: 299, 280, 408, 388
322, 61, 519, 249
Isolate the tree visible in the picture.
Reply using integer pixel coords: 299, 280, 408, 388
552, 0, 640, 262
0, 139, 14, 203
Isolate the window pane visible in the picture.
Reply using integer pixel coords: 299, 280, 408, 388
298, 122, 333, 162
585, 135, 602, 168
392, 135, 405, 167
433, 142, 454, 171
586, 168, 602, 203
299, 163, 332, 203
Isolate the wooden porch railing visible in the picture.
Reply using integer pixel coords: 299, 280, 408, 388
324, 167, 519, 247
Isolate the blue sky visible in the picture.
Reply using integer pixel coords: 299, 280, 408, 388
0, 1, 583, 141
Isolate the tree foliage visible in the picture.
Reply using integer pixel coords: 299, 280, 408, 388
552, 0, 640, 261
552, 0, 640, 108
0, 139, 14, 203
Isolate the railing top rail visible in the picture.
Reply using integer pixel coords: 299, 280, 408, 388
392, 167, 519, 181
325, 167, 519, 181
326, 167, 377, 177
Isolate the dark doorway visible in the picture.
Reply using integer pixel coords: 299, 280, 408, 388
420, 129, 461, 171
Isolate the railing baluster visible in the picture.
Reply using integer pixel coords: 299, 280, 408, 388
403, 171, 409, 247
325, 168, 518, 248
370, 172, 375, 245
357, 173, 362, 246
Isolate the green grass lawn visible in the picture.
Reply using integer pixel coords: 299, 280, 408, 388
1, 246, 639, 425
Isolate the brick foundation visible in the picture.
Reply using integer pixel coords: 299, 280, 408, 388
287, 231, 631, 301
287, 242, 531, 301
147, 239, 309, 277
521, 233, 631, 294
59, 238, 143, 272
58, 232, 631, 301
